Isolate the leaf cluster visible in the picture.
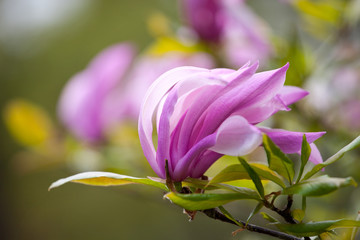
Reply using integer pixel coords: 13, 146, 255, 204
49, 135, 360, 239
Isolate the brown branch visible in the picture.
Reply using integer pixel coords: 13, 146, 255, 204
263, 195, 297, 224
201, 208, 302, 240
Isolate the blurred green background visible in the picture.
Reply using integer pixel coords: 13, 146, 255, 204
1, 0, 359, 239
0, 1, 244, 239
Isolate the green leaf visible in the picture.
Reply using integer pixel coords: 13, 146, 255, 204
260, 212, 280, 223
209, 163, 286, 188
216, 183, 261, 197
296, 134, 311, 183
182, 178, 260, 197
263, 134, 295, 183
164, 192, 260, 211
302, 196, 307, 212
182, 178, 219, 190
276, 219, 360, 237
49, 171, 169, 191
282, 176, 357, 196
238, 157, 264, 199
247, 202, 264, 224
303, 135, 360, 180
219, 206, 243, 227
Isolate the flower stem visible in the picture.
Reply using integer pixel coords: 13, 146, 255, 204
201, 208, 302, 240
263, 195, 296, 224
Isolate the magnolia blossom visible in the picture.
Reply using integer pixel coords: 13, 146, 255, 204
182, 0, 225, 43
182, 0, 273, 66
58, 43, 214, 142
58, 43, 135, 142
139, 63, 325, 181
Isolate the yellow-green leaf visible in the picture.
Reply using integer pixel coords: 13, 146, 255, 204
263, 134, 295, 183
292, 209, 305, 223
282, 176, 357, 197
303, 136, 360, 180
164, 192, 260, 211
260, 212, 279, 223
209, 163, 285, 188
49, 171, 169, 191
276, 219, 360, 237
247, 202, 264, 224
238, 157, 264, 199
296, 134, 311, 183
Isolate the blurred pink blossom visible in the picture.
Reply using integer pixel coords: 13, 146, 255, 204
181, 0, 273, 67
58, 43, 214, 142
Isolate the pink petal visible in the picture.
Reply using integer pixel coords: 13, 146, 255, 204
278, 86, 309, 106
138, 67, 207, 173
209, 115, 262, 155
58, 43, 135, 142
308, 143, 323, 165
260, 128, 325, 162
156, 89, 179, 178
193, 63, 289, 142
172, 133, 217, 181
190, 151, 223, 178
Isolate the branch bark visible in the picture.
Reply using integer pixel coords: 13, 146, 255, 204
201, 208, 302, 240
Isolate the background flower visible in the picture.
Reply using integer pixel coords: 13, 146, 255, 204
181, 0, 273, 67
58, 42, 214, 143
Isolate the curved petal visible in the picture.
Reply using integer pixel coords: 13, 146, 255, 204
156, 88, 179, 178
308, 143, 323, 165
138, 67, 209, 175
260, 128, 325, 159
87, 43, 135, 93
183, 0, 225, 43
172, 133, 217, 181
232, 85, 308, 124
193, 63, 289, 142
190, 151, 223, 178
58, 43, 135, 142
58, 71, 102, 141
233, 95, 288, 124
209, 115, 262, 155
175, 84, 224, 158
278, 86, 309, 106
139, 66, 226, 177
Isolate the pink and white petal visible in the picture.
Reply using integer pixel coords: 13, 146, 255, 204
138, 67, 209, 173
193, 63, 289, 142
190, 63, 259, 141
232, 86, 307, 124
156, 88, 179, 178
221, 61, 259, 88
308, 143, 323, 165
278, 86, 309, 106
58, 71, 103, 141
89, 43, 135, 93
176, 84, 224, 156
233, 95, 289, 124
210, 115, 262, 156
172, 133, 217, 181
241, 63, 289, 106
190, 150, 223, 178
260, 128, 326, 154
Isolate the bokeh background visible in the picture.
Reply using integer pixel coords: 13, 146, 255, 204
1, 0, 360, 239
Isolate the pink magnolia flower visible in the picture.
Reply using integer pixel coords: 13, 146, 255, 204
138, 62, 325, 181
181, 0, 273, 66
182, 0, 225, 43
58, 43, 135, 142
58, 43, 214, 142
